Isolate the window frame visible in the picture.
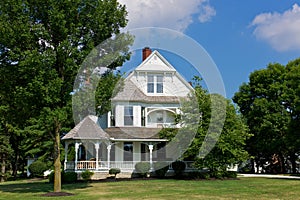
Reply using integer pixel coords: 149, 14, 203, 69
147, 74, 164, 94
124, 106, 134, 126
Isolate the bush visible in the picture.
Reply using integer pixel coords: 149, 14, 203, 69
224, 171, 237, 178
209, 170, 225, 179
171, 161, 186, 177
49, 171, 78, 183
184, 171, 209, 180
49, 171, 55, 183
81, 170, 94, 181
63, 171, 78, 183
28, 160, 48, 177
153, 162, 169, 178
109, 168, 121, 179
135, 162, 150, 178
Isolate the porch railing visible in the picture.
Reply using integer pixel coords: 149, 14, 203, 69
65, 161, 196, 171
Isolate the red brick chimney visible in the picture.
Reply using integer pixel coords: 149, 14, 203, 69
142, 47, 152, 61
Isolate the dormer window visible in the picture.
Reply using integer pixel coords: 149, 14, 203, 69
147, 74, 163, 94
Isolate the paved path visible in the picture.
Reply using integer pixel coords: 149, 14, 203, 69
239, 174, 300, 179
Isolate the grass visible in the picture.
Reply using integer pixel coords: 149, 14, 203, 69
0, 177, 299, 200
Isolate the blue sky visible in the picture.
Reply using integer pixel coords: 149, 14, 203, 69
118, 0, 300, 99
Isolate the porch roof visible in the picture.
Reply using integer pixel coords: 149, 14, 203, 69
105, 127, 167, 141
62, 115, 109, 140
111, 80, 180, 103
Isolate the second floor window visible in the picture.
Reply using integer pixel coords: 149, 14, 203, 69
147, 74, 163, 93
124, 106, 133, 126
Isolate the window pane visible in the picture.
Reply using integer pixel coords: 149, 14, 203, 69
157, 83, 163, 93
124, 116, 133, 125
124, 106, 133, 125
124, 106, 133, 115
147, 75, 154, 82
147, 83, 154, 93
157, 75, 163, 82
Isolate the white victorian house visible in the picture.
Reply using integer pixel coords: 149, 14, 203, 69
62, 47, 194, 175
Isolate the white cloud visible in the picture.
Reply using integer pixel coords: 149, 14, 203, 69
198, 4, 216, 23
251, 4, 300, 51
118, 0, 216, 32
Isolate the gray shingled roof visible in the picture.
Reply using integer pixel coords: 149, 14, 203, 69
62, 115, 109, 140
111, 80, 180, 103
105, 127, 163, 140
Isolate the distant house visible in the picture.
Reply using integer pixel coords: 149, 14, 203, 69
62, 47, 194, 176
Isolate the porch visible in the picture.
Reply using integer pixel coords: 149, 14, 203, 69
64, 160, 196, 172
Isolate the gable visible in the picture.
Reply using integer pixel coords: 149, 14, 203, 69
135, 50, 176, 72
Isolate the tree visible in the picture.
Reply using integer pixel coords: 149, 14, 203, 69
233, 59, 300, 173
0, 0, 131, 191
0, 106, 13, 182
187, 93, 251, 173
162, 76, 251, 173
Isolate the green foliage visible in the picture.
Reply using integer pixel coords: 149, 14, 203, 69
49, 171, 77, 184
0, 0, 132, 189
135, 162, 150, 178
81, 170, 94, 181
181, 77, 251, 173
28, 160, 48, 177
233, 58, 300, 173
159, 128, 178, 140
153, 162, 169, 178
109, 168, 121, 179
171, 161, 186, 177
63, 171, 78, 183
224, 171, 237, 178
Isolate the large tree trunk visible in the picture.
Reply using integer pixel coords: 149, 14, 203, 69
290, 153, 297, 174
1, 153, 6, 182
12, 149, 18, 180
53, 121, 61, 192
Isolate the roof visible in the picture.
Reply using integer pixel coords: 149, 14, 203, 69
62, 115, 109, 140
105, 127, 167, 141
135, 50, 177, 72
111, 80, 181, 103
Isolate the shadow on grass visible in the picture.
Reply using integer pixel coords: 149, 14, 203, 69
0, 179, 91, 194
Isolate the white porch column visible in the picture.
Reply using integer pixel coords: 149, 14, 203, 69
149, 144, 154, 171
64, 141, 69, 170
95, 142, 100, 170
107, 144, 112, 169
75, 142, 80, 171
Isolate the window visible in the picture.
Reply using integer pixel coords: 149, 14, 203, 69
124, 106, 133, 126
156, 75, 163, 93
147, 74, 163, 93
147, 75, 154, 93
124, 142, 133, 161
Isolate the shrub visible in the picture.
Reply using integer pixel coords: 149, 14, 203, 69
109, 168, 121, 179
49, 171, 78, 183
49, 171, 55, 183
135, 162, 150, 178
153, 162, 169, 178
28, 160, 48, 177
81, 170, 94, 181
63, 171, 78, 183
171, 161, 186, 177
224, 171, 237, 178
209, 170, 225, 179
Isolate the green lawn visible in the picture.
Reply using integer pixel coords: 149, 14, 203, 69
0, 177, 299, 200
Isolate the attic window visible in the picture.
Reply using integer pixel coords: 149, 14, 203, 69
147, 74, 163, 94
